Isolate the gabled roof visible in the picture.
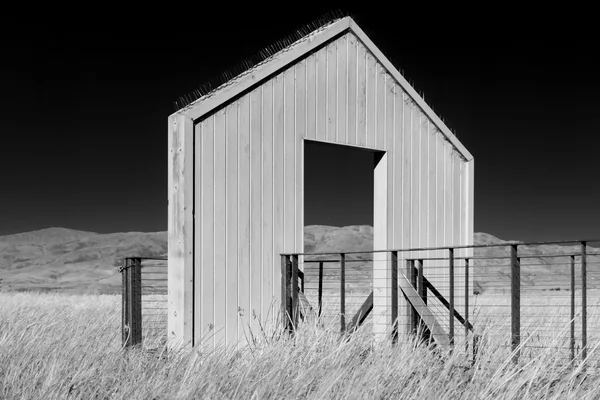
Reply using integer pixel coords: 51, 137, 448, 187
174, 17, 473, 161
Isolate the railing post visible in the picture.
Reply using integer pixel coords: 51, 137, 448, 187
449, 248, 455, 347
318, 261, 323, 318
291, 255, 299, 327
406, 259, 416, 335
465, 257, 470, 355
340, 253, 346, 333
416, 259, 426, 340
510, 244, 520, 363
122, 258, 130, 347
123, 258, 142, 348
281, 255, 292, 333
581, 241, 587, 361
391, 251, 398, 343
570, 255, 575, 363
132, 258, 142, 346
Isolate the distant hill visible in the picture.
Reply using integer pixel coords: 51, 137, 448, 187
0, 228, 167, 294
0, 226, 597, 294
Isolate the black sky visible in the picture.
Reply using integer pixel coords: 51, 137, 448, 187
1, 8, 599, 242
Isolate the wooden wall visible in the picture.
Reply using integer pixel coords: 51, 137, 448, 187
171, 25, 474, 348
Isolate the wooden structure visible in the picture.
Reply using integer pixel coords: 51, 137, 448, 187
168, 17, 474, 349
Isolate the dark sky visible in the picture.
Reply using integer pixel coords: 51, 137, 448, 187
1, 8, 599, 242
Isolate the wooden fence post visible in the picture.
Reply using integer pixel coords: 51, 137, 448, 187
391, 251, 398, 343
318, 261, 323, 318
449, 248, 455, 347
122, 258, 130, 346
581, 241, 587, 361
570, 254, 575, 362
416, 259, 427, 341
281, 255, 292, 333
122, 258, 142, 348
340, 253, 346, 333
465, 257, 470, 355
291, 255, 299, 327
406, 259, 416, 335
510, 245, 520, 363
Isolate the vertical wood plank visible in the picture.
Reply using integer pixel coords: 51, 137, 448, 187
225, 103, 239, 347
305, 54, 316, 140
411, 105, 420, 248
167, 112, 194, 349
428, 125, 437, 247
327, 42, 337, 142
201, 115, 215, 347
375, 64, 386, 149
365, 53, 376, 148
212, 109, 227, 346
273, 75, 285, 316
385, 75, 395, 250
420, 117, 428, 250
393, 86, 404, 250
356, 41, 367, 146
194, 119, 204, 345
250, 88, 262, 334
402, 95, 411, 251
261, 81, 274, 320
373, 152, 388, 340
284, 69, 296, 253
453, 155, 461, 247
316, 49, 327, 141
445, 142, 452, 251
295, 61, 306, 262
238, 93, 251, 347
337, 35, 348, 144
347, 34, 357, 146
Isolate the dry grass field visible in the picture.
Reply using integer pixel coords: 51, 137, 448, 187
2, 292, 600, 399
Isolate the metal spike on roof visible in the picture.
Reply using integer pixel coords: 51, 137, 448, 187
173, 10, 349, 112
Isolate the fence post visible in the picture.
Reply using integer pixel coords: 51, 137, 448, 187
391, 251, 398, 343
122, 258, 130, 347
318, 261, 323, 318
406, 259, 416, 335
340, 253, 346, 333
281, 255, 292, 333
581, 241, 587, 361
510, 244, 520, 363
131, 258, 142, 346
416, 259, 427, 341
449, 248, 455, 347
570, 255, 575, 362
291, 255, 299, 327
465, 257, 470, 355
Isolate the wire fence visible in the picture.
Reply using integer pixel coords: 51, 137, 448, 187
121, 239, 600, 366
121, 257, 167, 351
283, 239, 600, 365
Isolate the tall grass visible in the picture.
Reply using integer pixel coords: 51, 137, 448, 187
1, 292, 599, 399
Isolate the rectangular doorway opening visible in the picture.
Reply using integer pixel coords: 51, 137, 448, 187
302, 139, 386, 330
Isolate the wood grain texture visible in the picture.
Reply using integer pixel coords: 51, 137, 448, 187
167, 113, 194, 349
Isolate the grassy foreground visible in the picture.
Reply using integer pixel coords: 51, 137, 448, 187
1, 293, 600, 399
